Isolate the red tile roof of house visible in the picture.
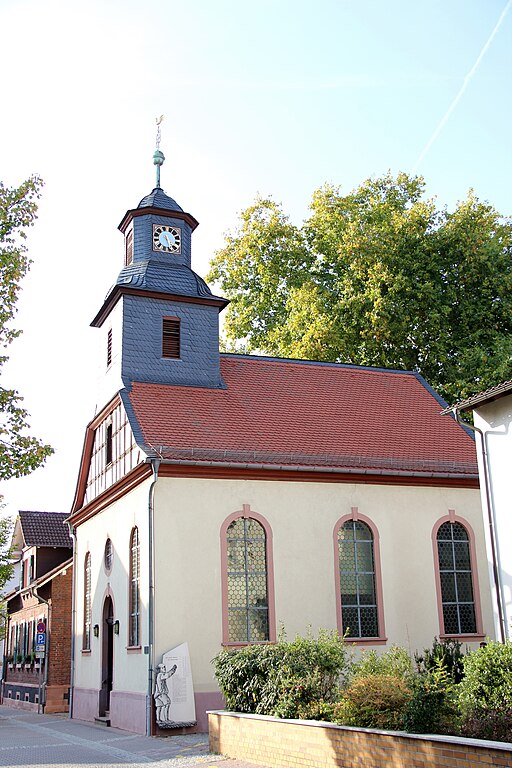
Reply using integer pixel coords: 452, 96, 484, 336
128, 355, 478, 478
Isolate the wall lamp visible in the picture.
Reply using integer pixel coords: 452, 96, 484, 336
113, 620, 120, 635
93, 624, 99, 637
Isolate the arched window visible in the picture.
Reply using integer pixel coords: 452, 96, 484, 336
334, 511, 385, 642
83, 552, 91, 651
221, 506, 276, 645
129, 527, 140, 647
433, 515, 482, 637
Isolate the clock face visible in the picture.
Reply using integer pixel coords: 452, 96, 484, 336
153, 224, 182, 254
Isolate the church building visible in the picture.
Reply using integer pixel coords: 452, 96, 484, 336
69, 143, 494, 735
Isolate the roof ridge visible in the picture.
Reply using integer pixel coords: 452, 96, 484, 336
220, 352, 417, 375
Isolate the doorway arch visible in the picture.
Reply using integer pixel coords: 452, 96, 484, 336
100, 595, 114, 716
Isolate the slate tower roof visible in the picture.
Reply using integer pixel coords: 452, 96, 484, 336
90, 147, 227, 392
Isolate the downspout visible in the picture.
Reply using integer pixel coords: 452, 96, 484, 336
67, 522, 78, 719
452, 408, 507, 643
146, 457, 161, 737
30, 586, 51, 713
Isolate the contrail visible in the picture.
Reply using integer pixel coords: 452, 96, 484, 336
413, 0, 512, 172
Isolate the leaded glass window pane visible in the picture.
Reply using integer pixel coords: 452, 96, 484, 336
129, 528, 140, 646
338, 520, 379, 638
226, 517, 269, 642
83, 553, 91, 651
437, 521, 476, 634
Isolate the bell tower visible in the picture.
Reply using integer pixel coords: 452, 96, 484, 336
91, 120, 228, 405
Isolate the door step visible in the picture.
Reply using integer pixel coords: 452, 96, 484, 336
94, 713, 111, 727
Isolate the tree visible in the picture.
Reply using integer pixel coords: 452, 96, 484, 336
0, 177, 53, 478
0, 515, 13, 585
208, 173, 512, 403
0, 513, 14, 637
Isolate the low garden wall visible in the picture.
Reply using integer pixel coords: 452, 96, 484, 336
208, 710, 512, 768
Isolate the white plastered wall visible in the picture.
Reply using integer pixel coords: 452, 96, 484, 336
473, 393, 512, 640
153, 476, 494, 694
74, 479, 150, 696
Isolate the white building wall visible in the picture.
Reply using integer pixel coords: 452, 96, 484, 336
72, 473, 493, 735
473, 394, 512, 640
153, 477, 493, 697
73, 479, 150, 730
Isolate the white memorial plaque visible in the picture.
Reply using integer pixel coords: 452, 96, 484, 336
154, 642, 196, 728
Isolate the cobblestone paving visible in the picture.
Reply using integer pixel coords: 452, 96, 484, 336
0, 706, 268, 768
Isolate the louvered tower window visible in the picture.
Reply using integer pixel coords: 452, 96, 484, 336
125, 229, 133, 266
162, 317, 180, 359
107, 328, 112, 368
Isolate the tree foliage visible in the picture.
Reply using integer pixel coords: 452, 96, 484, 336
0, 177, 53, 478
208, 173, 512, 403
0, 513, 14, 593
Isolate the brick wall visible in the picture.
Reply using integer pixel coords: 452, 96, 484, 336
208, 711, 512, 768
48, 568, 72, 687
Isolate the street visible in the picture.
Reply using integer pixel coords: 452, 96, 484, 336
0, 706, 267, 768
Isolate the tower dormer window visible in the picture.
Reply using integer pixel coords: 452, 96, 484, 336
107, 328, 112, 368
125, 229, 133, 266
162, 317, 180, 359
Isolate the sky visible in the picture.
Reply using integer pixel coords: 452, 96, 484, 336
0, 0, 511, 523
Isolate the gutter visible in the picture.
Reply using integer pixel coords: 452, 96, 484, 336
148, 457, 477, 481
146, 457, 161, 737
450, 408, 506, 643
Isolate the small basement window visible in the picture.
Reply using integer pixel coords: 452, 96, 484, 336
162, 318, 180, 359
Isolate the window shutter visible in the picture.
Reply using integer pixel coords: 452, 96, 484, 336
162, 318, 180, 358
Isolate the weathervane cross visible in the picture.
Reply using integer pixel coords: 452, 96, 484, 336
153, 115, 165, 188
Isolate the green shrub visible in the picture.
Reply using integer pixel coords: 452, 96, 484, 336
212, 628, 350, 718
295, 699, 337, 722
336, 674, 411, 730
402, 659, 459, 735
457, 641, 512, 742
461, 708, 512, 742
350, 645, 415, 684
415, 637, 465, 683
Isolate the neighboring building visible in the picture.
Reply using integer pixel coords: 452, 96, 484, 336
445, 381, 512, 643
69, 151, 494, 735
1, 511, 72, 712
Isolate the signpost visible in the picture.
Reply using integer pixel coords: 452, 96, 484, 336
36, 622, 46, 714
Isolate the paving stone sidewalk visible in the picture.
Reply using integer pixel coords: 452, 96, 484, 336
0, 705, 269, 768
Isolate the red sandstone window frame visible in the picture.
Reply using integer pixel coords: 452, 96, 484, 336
432, 510, 484, 640
220, 505, 276, 647
333, 508, 387, 645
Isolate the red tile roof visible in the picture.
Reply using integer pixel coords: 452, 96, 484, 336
128, 355, 478, 478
